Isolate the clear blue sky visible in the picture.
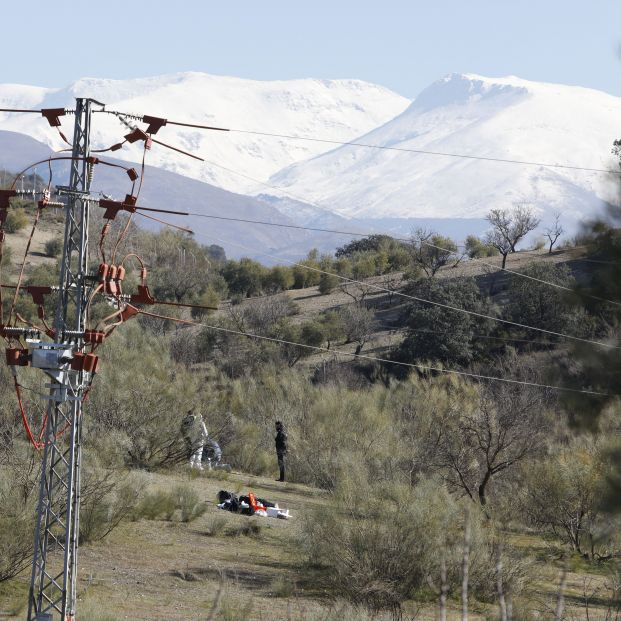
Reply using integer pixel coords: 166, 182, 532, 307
6, 0, 621, 98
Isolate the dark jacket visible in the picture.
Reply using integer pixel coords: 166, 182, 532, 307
275, 428, 288, 454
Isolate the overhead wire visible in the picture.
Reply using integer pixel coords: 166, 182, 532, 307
176, 153, 621, 308
132, 305, 609, 397
95, 107, 621, 306
182, 209, 620, 306
191, 228, 621, 352
98, 108, 620, 175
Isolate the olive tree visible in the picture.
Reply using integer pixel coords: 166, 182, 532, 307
409, 229, 459, 278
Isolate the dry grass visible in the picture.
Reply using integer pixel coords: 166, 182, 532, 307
1, 467, 616, 621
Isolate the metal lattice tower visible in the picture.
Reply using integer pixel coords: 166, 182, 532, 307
27, 98, 95, 621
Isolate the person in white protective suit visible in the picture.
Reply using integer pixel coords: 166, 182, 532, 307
181, 410, 209, 470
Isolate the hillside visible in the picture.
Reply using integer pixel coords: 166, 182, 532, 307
0, 132, 354, 261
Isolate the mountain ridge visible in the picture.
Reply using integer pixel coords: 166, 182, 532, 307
269, 73, 621, 230
0, 71, 410, 195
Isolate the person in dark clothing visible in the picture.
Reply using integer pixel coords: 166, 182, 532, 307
274, 421, 288, 482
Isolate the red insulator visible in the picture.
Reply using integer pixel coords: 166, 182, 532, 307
116, 266, 126, 281
6, 348, 28, 366
26, 286, 52, 306
140, 267, 147, 283
71, 352, 100, 373
98, 263, 110, 281
127, 168, 139, 181
84, 354, 99, 373
41, 108, 66, 127
130, 285, 155, 305
106, 281, 118, 296
100, 195, 138, 220
120, 305, 139, 322
84, 330, 105, 345
143, 115, 167, 134
124, 128, 149, 144
108, 265, 118, 280
0, 190, 17, 209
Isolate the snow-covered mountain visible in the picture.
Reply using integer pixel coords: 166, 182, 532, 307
269, 73, 621, 230
2, 72, 620, 256
0, 72, 409, 194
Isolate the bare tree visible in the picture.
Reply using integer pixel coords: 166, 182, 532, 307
485, 205, 541, 268
339, 281, 374, 303
338, 304, 375, 355
427, 360, 551, 506
544, 213, 564, 254
409, 229, 458, 278
485, 226, 513, 270
379, 271, 403, 306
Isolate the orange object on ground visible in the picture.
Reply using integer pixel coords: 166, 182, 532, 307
247, 492, 265, 513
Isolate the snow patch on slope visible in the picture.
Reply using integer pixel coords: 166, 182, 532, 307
269, 73, 621, 228
0, 72, 409, 194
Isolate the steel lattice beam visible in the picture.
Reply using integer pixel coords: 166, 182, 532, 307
27, 98, 95, 621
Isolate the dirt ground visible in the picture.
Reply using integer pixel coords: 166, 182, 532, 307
1, 468, 616, 621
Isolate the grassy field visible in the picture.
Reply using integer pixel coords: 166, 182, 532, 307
1, 467, 617, 621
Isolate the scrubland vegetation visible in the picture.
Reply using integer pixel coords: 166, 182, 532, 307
0, 179, 620, 619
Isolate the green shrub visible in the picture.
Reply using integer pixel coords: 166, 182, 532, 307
318, 270, 339, 294
0, 245, 11, 268
270, 575, 295, 598
134, 484, 206, 523
204, 514, 228, 537
226, 520, 262, 538
79, 467, 145, 544
0, 514, 34, 582
301, 476, 524, 615
531, 237, 546, 251
5, 208, 28, 233
44, 237, 63, 257
173, 484, 207, 523
135, 489, 177, 521
465, 234, 499, 258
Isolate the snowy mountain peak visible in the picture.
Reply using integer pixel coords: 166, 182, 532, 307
411, 73, 529, 112
269, 73, 621, 229
0, 72, 410, 194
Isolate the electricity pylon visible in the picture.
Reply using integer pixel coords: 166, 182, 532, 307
27, 97, 97, 621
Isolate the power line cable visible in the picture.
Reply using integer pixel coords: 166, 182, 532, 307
93, 108, 621, 306
134, 306, 608, 397
184, 209, 621, 308
188, 157, 621, 307
99, 109, 620, 175
191, 229, 621, 352
381, 325, 558, 347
